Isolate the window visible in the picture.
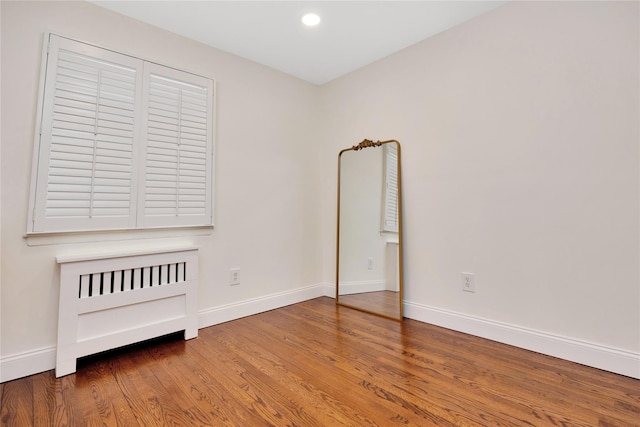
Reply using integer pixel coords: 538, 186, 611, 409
381, 142, 399, 233
28, 34, 214, 233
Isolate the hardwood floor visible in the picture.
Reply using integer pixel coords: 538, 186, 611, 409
338, 290, 401, 319
1, 297, 638, 426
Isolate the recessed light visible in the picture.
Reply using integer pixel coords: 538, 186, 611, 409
302, 13, 321, 27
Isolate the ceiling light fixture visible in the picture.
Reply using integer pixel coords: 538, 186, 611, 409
302, 13, 321, 27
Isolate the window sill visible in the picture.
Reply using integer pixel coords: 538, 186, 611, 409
25, 225, 214, 247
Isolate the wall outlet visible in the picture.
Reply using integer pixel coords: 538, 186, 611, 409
461, 272, 475, 293
230, 268, 240, 286
367, 258, 373, 270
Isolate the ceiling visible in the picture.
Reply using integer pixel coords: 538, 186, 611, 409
90, 1, 505, 85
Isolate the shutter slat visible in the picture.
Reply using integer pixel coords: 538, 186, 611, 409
95, 139, 133, 152
58, 50, 136, 77
97, 97, 135, 112
179, 142, 207, 152
53, 106, 96, 120
47, 183, 94, 193
56, 66, 98, 84
178, 182, 206, 189
49, 160, 93, 171
55, 97, 96, 113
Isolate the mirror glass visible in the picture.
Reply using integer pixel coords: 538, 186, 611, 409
336, 139, 403, 320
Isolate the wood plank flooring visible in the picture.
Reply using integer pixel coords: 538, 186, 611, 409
1, 297, 638, 426
338, 290, 401, 319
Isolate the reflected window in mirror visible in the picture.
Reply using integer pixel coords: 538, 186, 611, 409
381, 143, 399, 234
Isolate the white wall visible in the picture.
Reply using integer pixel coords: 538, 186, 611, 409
319, 1, 639, 377
1, 0, 323, 381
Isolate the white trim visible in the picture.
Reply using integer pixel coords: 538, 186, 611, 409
337, 280, 386, 295
55, 243, 198, 263
25, 225, 213, 246
198, 283, 329, 328
316, 281, 335, 298
42, 31, 213, 83
0, 346, 57, 383
26, 33, 52, 233
404, 301, 640, 379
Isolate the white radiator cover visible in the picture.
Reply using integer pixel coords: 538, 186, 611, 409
55, 246, 198, 377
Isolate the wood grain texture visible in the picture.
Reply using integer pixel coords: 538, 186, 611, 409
1, 297, 638, 426
338, 290, 401, 319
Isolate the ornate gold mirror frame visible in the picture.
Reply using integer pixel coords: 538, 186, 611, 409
336, 139, 403, 320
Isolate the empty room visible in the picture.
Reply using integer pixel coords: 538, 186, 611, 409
1, 1, 638, 425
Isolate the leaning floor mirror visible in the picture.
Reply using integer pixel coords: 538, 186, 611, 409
336, 139, 403, 320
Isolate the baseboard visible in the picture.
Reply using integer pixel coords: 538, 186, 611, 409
337, 280, 386, 295
0, 345, 57, 383
198, 283, 331, 328
404, 301, 640, 379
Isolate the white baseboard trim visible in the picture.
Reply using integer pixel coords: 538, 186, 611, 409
337, 280, 386, 295
198, 283, 330, 328
404, 301, 640, 379
0, 345, 56, 383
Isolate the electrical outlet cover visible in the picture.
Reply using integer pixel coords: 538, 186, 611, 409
230, 268, 240, 286
461, 272, 475, 293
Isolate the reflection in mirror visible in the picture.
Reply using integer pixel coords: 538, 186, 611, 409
336, 139, 403, 320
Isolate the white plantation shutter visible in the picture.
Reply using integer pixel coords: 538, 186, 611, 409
32, 35, 143, 232
139, 64, 213, 227
381, 143, 399, 233
29, 34, 214, 233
